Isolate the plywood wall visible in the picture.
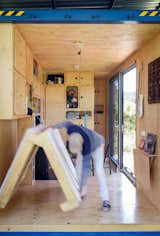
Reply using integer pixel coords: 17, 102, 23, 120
0, 120, 17, 185
107, 33, 160, 209
0, 24, 14, 118
0, 25, 45, 186
0, 118, 34, 186
17, 117, 34, 185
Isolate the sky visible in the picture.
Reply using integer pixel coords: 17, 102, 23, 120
123, 67, 136, 93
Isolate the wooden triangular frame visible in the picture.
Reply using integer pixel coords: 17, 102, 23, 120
0, 125, 81, 212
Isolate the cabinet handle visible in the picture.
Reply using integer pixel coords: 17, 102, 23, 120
80, 96, 84, 99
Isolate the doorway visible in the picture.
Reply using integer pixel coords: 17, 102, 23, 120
122, 67, 137, 178
109, 66, 137, 183
109, 74, 120, 166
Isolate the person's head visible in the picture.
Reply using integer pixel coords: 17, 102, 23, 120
68, 132, 84, 154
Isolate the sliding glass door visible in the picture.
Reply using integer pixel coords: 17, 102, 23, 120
109, 66, 136, 181
122, 67, 136, 176
109, 74, 120, 165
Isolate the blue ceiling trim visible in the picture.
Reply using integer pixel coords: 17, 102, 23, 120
0, 9, 159, 23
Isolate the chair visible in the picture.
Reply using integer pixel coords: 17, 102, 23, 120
104, 143, 112, 175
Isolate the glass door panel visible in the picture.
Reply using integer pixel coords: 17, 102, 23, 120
109, 75, 119, 164
123, 67, 136, 174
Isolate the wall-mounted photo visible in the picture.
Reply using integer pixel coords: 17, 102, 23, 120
66, 86, 78, 108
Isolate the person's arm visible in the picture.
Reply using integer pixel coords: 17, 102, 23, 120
52, 121, 73, 129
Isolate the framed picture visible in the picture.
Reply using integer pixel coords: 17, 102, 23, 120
66, 86, 78, 108
148, 57, 160, 104
144, 133, 157, 154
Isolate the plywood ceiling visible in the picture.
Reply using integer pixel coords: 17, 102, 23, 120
17, 24, 160, 76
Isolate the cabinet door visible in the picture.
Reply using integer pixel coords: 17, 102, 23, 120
65, 72, 79, 86
33, 79, 41, 98
14, 71, 27, 116
14, 29, 26, 77
94, 114, 105, 137
79, 72, 93, 87
95, 79, 106, 105
46, 86, 66, 126
80, 86, 94, 109
46, 105, 66, 126
26, 46, 33, 84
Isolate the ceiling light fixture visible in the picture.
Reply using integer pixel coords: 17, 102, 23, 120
73, 41, 84, 49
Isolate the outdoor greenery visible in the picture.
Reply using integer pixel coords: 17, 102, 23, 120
123, 106, 136, 133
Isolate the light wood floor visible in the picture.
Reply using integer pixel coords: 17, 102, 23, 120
0, 172, 160, 230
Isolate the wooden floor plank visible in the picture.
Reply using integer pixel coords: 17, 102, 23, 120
0, 173, 159, 229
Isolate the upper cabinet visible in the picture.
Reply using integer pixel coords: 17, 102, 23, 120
65, 72, 79, 86
26, 46, 33, 84
14, 71, 27, 116
65, 71, 94, 111
79, 72, 94, 87
14, 28, 26, 77
0, 24, 14, 119
65, 71, 94, 87
0, 24, 44, 119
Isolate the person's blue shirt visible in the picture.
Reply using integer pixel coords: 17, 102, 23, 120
53, 121, 105, 188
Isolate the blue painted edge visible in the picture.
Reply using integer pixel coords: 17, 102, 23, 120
0, 9, 160, 23
0, 232, 160, 235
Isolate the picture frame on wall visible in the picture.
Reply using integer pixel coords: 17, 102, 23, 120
144, 133, 157, 155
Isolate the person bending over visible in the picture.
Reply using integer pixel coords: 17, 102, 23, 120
53, 121, 111, 212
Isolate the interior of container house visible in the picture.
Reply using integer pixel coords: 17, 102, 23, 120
0, 12, 160, 228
